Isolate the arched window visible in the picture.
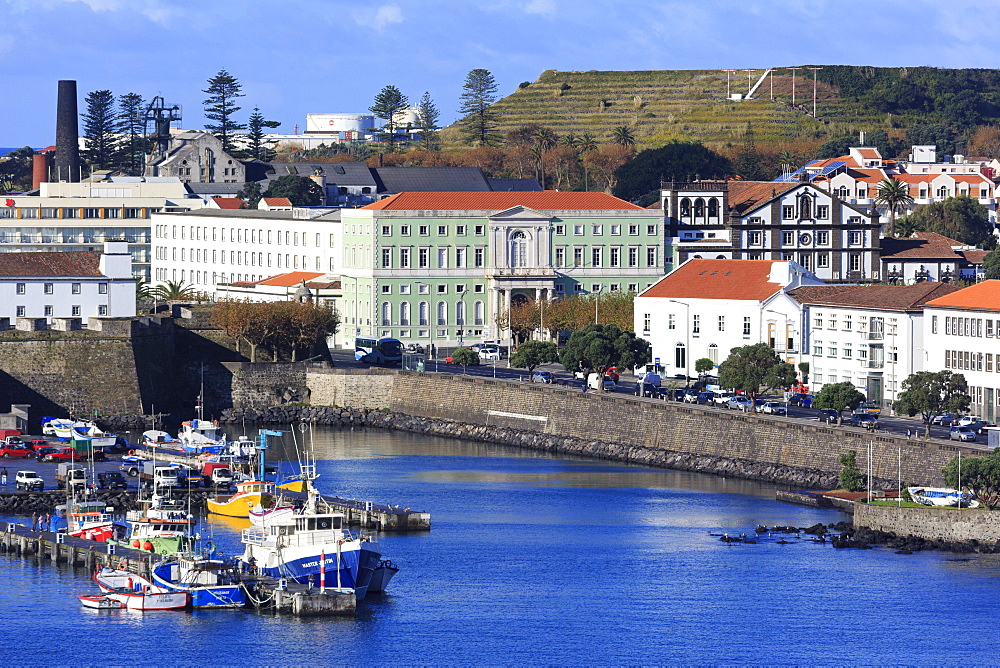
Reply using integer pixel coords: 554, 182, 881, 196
456, 301, 465, 326
837, 186, 849, 199
400, 301, 410, 326
716, 254, 726, 259
694, 198, 705, 217
510, 230, 527, 268
707, 198, 719, 217
381, 302, 391, 326
419, 301, 428, 326
474, 301, 484, 326
708, 344, 719, 364
679, 198, 691, 218
437, 301, 447, 326
937, 186, 948, 198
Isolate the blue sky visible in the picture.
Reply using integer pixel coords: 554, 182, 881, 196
3, 0, 999, 147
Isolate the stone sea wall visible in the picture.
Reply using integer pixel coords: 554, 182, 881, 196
854, 502, 1000, 543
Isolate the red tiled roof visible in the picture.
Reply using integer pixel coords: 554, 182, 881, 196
0, 250, 103, 277
213, 197, 244, 209
727, 181, 799, 215
880, 232, 970, 259
263, 197, 292, 206
953, 174, 991, 184
788, 282, 962, 311
925, 280, 1000, 310
960, 249, 988, 264
256, 272, 325, 287
362, 191, 643, 211
640, 258, 788, 301
856, 148, 881, 160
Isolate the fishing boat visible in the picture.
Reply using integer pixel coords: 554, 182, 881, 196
368, 559, 400, 594
78, 594, 123, 610
207, 480, 275, 518
42, 417, 77, 439
907, 487, 979, 508
68, 422, 118, 449
249, 501, 297, 527
178, 419, 227, 455
142, 430, 183, 450
109, 495, 197, 556
151, 554, 247, 608
52, 499, 119, 542
94, 566, 189, 611
239, 478, 382, 599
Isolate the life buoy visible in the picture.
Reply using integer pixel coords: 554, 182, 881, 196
128, 450, 136, 456
118, 559, 127, 570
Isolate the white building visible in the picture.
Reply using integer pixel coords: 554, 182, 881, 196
923, 280, 1000, 421
0, 241, 135, 324
634, 258, 824, 380
150, 207, 342, 295
774, 282, 960, 407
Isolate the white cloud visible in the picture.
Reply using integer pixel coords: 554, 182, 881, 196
357, 3, 403, 32
524, 0, 556, 16
2, 0, 179, 24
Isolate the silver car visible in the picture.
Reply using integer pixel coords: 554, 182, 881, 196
949, 426, 977, 442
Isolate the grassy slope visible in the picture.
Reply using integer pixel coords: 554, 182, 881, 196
442, 68, 891, 150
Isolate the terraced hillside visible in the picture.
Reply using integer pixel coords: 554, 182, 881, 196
444, 68, 890, 149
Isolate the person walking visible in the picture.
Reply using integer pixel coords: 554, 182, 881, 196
0, 467, 6, 487
31, 512, 37, 531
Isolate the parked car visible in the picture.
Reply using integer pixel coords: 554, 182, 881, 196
931, 413, 957, 426
96, 471, 128, 490
726, 396, 753, 411
788, 393, 814, 407
0, 444, 33, 459
27, 439, 49, 452
682, 389, 700, 403
711, 392, 734, 406
849, 412, 879, 428
858, 402, 882, 415
694, 391, 714, 404
14, 470, 44, 491
43, 448, 78, 463
478, 346, 503, 362
531, 371, 553, 384
949, 426, 977, 442
761, 402, 787, 416
963, 420, 997, 435
957, 415, 984, 427
817, 408, 840, 424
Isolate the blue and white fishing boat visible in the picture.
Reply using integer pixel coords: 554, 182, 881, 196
151, 553, 246, 608
178, 419, 227, 455
907, 486, 980, 508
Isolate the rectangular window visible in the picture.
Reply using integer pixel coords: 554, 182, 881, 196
782, 205, 794, 219
643, 313, 651, 333
848, 231, 862, 245
44, 305, 53, 316
400, 248, 410, 268
574, 225, 584, 235
748, 231, 761, 245
849, 254, 861, 272
718, 315, 725, 332
456, 248, 466, 268
15, 283, 24, 295
555, 224, 565, 235
646, 247, 657, 267
610, 247, 620, 267
98, 283, 108, 294
743, 316, 751, 336
814, 341, 823, 356
692, 314, 700, 334
843, 344, 852, 358
71, 305, 80, 316
828, 317, 837, 330
457, 225, 466, 236
816, 231, 829, 245
437, 248, 447, 268
782, 231, 794, 245
611, 224, 621, 235
16, 306, 24, 317
592, 248, 602, 267
98, 305, 107, 316
381, 248, 392, 268
668, 314, 676, 330
419, 248, 429, 268
816, 205, 829, 219
437, 225, 447, 236
400, 285, 411, 294
381, 284, 392, 294
843, 316, 852, 331
437, 284, 447, 294
988, 353, 994, 372
945, 317, 952, 335
629, 225, 639, 235
646, 225, 657, 235
419, 225, 429, 236
43, 283, 53, 294
555, 248, 565, 267
474, 248, 484, 268
592, 225, 603, 235
573, 248, 583, 267
628, 247, 639, 267
475, 225, 485, 235
933, 315, 939, 334
591, 284, 601, 293
828, 344, 837, 356
382, 225, 391, 236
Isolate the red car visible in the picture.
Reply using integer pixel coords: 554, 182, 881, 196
0, 444, 33, 459
43, 448, 78, 462
28, 439, 50, 452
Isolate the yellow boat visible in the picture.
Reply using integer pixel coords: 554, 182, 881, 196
276, 474, 307, 494
206, 481, 275, 518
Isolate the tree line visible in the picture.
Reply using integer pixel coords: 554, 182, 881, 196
211, 299, 340, 362
498, 292, 636, 345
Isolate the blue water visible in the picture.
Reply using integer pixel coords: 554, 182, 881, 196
3, 427, 998, 664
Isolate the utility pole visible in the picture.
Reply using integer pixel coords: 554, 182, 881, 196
722, 69, 737, 99
743, 69, 755, 97
808, 67, 823, 117
788, 67, 801, 106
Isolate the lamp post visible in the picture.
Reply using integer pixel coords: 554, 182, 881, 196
667, 299, 690, 387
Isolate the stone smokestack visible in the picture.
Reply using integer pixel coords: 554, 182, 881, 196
54, 80, 81, 182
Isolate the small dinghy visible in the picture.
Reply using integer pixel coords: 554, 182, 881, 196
78, 594, 123, 610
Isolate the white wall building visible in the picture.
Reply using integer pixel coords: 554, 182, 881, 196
150, 207, 342, 296
923, 280, 1000, 421
634, 258, 824, 380
0, 241, 135, 324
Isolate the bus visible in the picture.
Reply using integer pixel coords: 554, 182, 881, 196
355, 337, 404, 366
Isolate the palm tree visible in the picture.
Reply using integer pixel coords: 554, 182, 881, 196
135, 276, 154, 301
153, 279, 197, 301
531, 127, 558, 188
610, 126, 636, 147
894, 215, 921, 239
560, 133, 579, 149
874, 178, 914, 238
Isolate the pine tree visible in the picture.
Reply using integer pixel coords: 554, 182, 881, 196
245, 107, 281, 161
81, 89, 119, 170
117, 92, 148, 175
369, 85, 408, 151
415, 92, 440, 151
458, 68, 500, 147
203, 69, 246, 154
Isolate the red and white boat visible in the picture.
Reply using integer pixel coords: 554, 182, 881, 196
54, 499, 120, 543
78, 594, 123, 610
94, 566, 189, 611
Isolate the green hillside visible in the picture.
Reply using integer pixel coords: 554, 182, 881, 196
445, 66, 1000, 151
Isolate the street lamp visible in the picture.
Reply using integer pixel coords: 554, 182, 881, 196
414, 281, 436, 372
666, 299, 690, 387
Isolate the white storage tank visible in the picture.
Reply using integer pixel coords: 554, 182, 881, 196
306, 113, 375, 133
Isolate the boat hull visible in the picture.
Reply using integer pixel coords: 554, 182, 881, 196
368, 561, 400, 594
249, 545, 381, 599
94, 568, 189, 611
78, 594, 122, 610
207, 493, 273, 518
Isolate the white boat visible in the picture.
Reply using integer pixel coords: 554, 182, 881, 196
143, 430, 183, 450
151, 554, 247, 608
78, 594, 123, 610
178, 419, 227, 454
249, 501, 296, 528
907, 486, 979, 508
69, 422, 118, 449
94, 566, 189, 610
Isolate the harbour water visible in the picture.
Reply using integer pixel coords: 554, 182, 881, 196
2, 426, 998, 664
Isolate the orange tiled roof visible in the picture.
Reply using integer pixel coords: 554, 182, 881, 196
362, 191, 643, 211
788, 282, 961, 311
727, 181, 799, 215
894, 174, 939, 184
880, 232, 970, 259
925, 280, 1000, 310
640, 258, 788, 301
0, 250, 103, 277
256, 272, 326, 287
856, 148, 881, 160
846, 168, 887, 183
952, 174, 991, 184
213, 197, 244, 209
263, 197, 292, 206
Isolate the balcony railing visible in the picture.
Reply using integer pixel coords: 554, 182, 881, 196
867, 331, 883, 340
865, 360, 884, 369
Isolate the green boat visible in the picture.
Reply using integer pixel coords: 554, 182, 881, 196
108, 495, 197, 556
